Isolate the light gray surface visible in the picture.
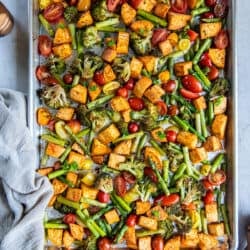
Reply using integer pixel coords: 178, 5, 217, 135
0, 0, 249, 249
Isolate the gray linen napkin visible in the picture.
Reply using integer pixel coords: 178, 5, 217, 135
0, 89, 53, 250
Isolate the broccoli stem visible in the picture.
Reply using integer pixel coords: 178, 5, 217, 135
191, 7, 210, 16
210, 153, 224, 173
81, 198, 107, 208
201, 18, 222, 23
76, 128, 90, 138
192, 38, 212, 65
195, 113, 202, 135
68, 23, 77, 50
59, 145, 71, 163
137, 9, 167, 27
150, 139, 166, 156
114, 131, 144, 143
39, 14, 54, 37
220, 204, 231, 235
193, 64, 211, 88
57, 195, 81, 210
97, 26, 126, 32
44, 223, 68, 229
115, 224, 128, 244
136, 229, 165, 237
41, 134, 67, 147
208, 101, 214, 125
76, 30, 84, 55
200, 109, 208, 138
200, 209, 208, 234
136, 134, 148, 159
95, 18, 120, 29
163, 160, 169, 184
87, 94, 114, 110
92, 205, 113, 220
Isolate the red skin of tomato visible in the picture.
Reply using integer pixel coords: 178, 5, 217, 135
94, 71, 105, 85
202, 179, 214, 190
154, 194, 180, 206
205, 0, 216, 7
214, 30, 229, 49
200, 52, 212, 68
38, 35, 52, 57
156, 101, 168, 116
107, 0, 121, 11
182, 202, 196, 211
63, 73, 73, 84
128, 97, 145, 111
168, 105, 179, 116
187, 29, 199, 41
166, 130, 177, 142
163, 80, 176, 93
63, 213, 76, 224
214, 0, 228, 18
47, 119, 56, 132
124, 78, 135, 90
151, 29, 169, 46
67, 0, 78, 6
202, 12, 214, 19
144, 167, 158, 183
208, 66, 219, 81
180, 88, 200, 100
67, 119, 81, 134
36, 65, 50, 81
208, 170, 226, 186
182, 75, 202, 93
128, 122, 139, 133
122, 171, 136, 184
171, 0, 188, 14
98, 237, 112, 250
116, 87, 128, 98
152, 235, 164, 250
97, 191, 110, 203
130, 0, 143, 9
114, 175, 127, 196
203, 190, 215, 204
126, 214, 137, 227
43, 3, 64, 23
41, 76, 58, 85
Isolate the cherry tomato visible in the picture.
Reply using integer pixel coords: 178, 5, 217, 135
182, 75, 202, 93
162, 80, 176, 93
128, 121, 139, 133
200, 52, 212, 68
63, 213, 76, 224
43, 3, 64, 23
168, 105, 179, 116
144, 167, 158, 183
116, 87, 128, 98
166, 130, 177, 142
130, 0, 143, 9
187, 29, 199, 41
63, 73, 73, 84
208, 170, 226, 186
214, 30, 229, 49
67, 119, 81, 134
94, 71, 105, 85
152, 235, 164, 250
97, 191, 110, 203
205, 0, 216, 7
98, 237, 112, 250
156, 101, 168, 116
53, 161, 61, 170
122, 171, 136, 184
180, 88, 200, 99
151, 29, 169, 46
128, 97, 145, 111
67, 0, 78, 6
204, 190, 215, 204
126, 214, 137, 227
38, 35, 52, 57
171, 0, 188, 14
208, 66, 219, 80
114, 175, 127, 196
36, 65, 50, 81
202, 12, 214, 19
154, 194, 180, 206
41, 76, 58, 85
107, 0, 120, 11
124, 78, 135, 90
47, 119, 56, 131
182, 202, 196, 211
214, 0, 228, 18
202, 179, 214, 190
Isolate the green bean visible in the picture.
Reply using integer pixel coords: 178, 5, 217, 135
92, 205, 113, 221
208, 101, 214, 125
112, 193, 132, 213
150, 139, 166, 156
163, 160, 170, 184
137, 9, 167, 27
98, 26, 126, 32
41, 152, 48, 166
195, 113, 202, 135
194, 64, 212, 88
76, 30, 84, 55
81, 198, 107, 208
136, 229, 165, 237
220, 204, 231, 235
183, 147, 193, 176
172, 163, 187, 183
191, 7, 210, 16
76, 128, 90, 138
200, 109, 208, 138
192, 38, 212, 65
194, 38, 200, 52
168, 57, 174, 77
131, 132, 143, 154
171, 94, 196, 112
97, 220, 108, 235
115, 225, 128, 243
68, 23, 76, 50
112, 218, 124, 237
114, 131, 144, 143
200, 209, 208, 234
41, 134, 67, 147
57, 176, 74, 188
211, 153, 224, 173
192, 71, 210, 92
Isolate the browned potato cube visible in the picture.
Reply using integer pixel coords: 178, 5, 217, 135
211, 114, 228, 139
193, 96, 207, 111
198, 233, 219, 250
110, 96, 130, 112
205, 202, 218, 223
105, 209, 120, 224
66, 172, 78, 186
138, 0, 157, 12
174, 61, 193, 76
130, 57, 143, 78
52, 44, 72, 59
63, 230, 74, 248
154, 3, 170, 18
113, 140, 132, 155
66, 188, 82, 202
208, 223, 225, 236
146, 205, 168, 221
47, 229, 63, 247
37, 107, 51, 126
52, 179, 68, 195
144, 146, 162, 169
164, 236, 181, 250
108, 153, 126, 169
46, 142, 65, 158
181, 229, 199, 248
159, 39, 173, 56
139, 56, 157, 73
103, 64, 116, 83
138, 216, 158, 230
168, 11, 191, 30
53, 28, 72, 45
214, 96, 227, 115
177, 131, 198, 149
125, 226, 137, 249
81, 184, 99, 199
37, 167, 53, 176
102, 48, 117, 63
56, 107, 74, 121
69, 84, 87, 104
138, 236, 152, 250
151, 128, 167, 143
91, 138, 111, 156
67, 151, 85, 168
130, 20, 154, 36
98, 124, 120, 144
121, 3, 136, 25
189, 147, 208, 164
144, 85, 165, 103
133, 77, 152, 98
76, 11, 93, 28
136, 201, 151, 215
48, 195, 57, 207
121, 109, 131, 123
200, 22, 222, 39
209, 48, 226, 68
69, 224, 84, 240
117, 32, 130, 54
203, 136, 222, 152
88, 81, 101, 101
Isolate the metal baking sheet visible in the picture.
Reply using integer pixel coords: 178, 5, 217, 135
28, 0, 238, 249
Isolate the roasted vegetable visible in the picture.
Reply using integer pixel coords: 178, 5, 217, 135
112, 57, 131, 82
91, 0, 116, 21
82, 52, 103, 79
83, 26, 102, 48
95, 173, 114, 193
119, 159, 146, 180
64, 6, 78, 23
209, 78, 229, 97
130, 32, 152, 56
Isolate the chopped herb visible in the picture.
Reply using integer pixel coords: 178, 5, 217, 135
89, 85, 97, 91
153, 79, 161, 85
152, 210, 160, 218
157, 131, 166, 140
107, 39, 116, 47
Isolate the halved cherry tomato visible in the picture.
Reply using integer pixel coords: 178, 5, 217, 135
116, 87, 128, 98
156, 101, 168, 116
67, 0, 78, 6
94, 71, 105, 85
208, 170, 226, 186
144, 167, 158, 183
97, 191, 110, 203
114, 175, 127, 196
182, 75, 202, 93
130, 0, 143, 9
128, 121, 139, 133
200, 52, 212, 68
180, 88, 200, 99
166, 130, 177, 142
214, 0, 228, 18
208, 66, 219, 80
202, 178, 214, 190
47, 119, 56, 131
202, 12, 214, 19
43, 3, 64, 23
168, 105, 179, 116
41, 76, 58, 85
182, 202, 196, 211
67, 119, 81, 134
171, 0, 188, 14
205, 0, 216, 7
38, 35, 52, 57
53, 161, 61, 170
63, 213, 76, 224
152, 235, 164, 250
124, 78, 135, 90
98, 237, 112, 250
163, 80, 176, 93
154, 194, 180, 206
63, 73, 73, 84
128, 97, 145, 111
151, 29, 169, 46
204, 190, 215, 204
107, 0, 120, 12
36, 65, 50, 81
214, 30, 229, 49
187, 29, 198, 41
122, 171, 136, 184
126, 214, 137, 227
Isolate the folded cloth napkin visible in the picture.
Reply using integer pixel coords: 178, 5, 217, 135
0, 89, 53, 250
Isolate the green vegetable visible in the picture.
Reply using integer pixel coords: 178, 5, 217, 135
136, 133, 148, 158
46, 55, 66, 75
211, 153, 224, 173
82, 235, 98, 250
171, 163, 187, 184
76, 30, 84, 55
193, 64, 211, 89
201, 18, 221, 23
111, 193, 132, 213
39, 14, 54, 37
57, 195, 81, 210
54, 202, 75, 214
97, 26, 125, 32
64, 6, 78, 23
82, 52, 103, 79
58, 175, 75, 188
137, 9, 167, 27
44, 223, 68, 229
191, 7, 210, 16
135, 179, 157, 202
136, 229, 166, 237
220, 204, 231, 235
131, 32, 152, 55
200, 109, 208, 138
41, 134, 67, 147
113, 57, 131, 82
95, 18, 120, 29
114, 225, 128, 244
59, 145, 71, 163
87, 95, 114, 110
200, 209, 208, 233
95, 173, 114, 193
92, 205, 113, 220
168, 57, 174, 77
209, 78, 229, 97
68, 23, 77, 50
81, 198, 107, 208
163, 160, 170, 184
91, 0, 116, 21
192, 38, 212, 65
195, 113, 202, 135
110, 195, 128, 216
114, 131, 144, 143
119, 159, 146, 180
83, 26, 102, 48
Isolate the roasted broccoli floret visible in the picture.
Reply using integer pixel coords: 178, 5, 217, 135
82, 235, 98, 250
41, 85, 69, 109
76, 105, 91, 127
82, 52, 103, 79
153, 56, 168, 75
83, 26, 102, 48
209, 78, 229, 97
158, 220, 174, 240
64, 6, 78, 23
69, 57, 84, 76
179, 105, 194, 122
54, 202, 75, 214
119, 159, 146, 180
89, 109, 111, 132
95, 173, 113, 193
113, 57, 131, 82
46, 55, 66, 74
91, 0, 116, 21
106, 110, 122, 123
135, 178, 157, 201
131, 32, 152, 55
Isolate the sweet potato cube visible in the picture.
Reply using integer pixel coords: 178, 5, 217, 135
121, 109, 131, 123
56, 107, 75, 121
187, 0, 198, 9
144, 146, 162, 169
137, 0, 157, 12
66, 172, 78, 186
77, 0, 91, 11
69, 224, 84, 240
102, 48, 117, 63
198, 233, 219, 249
63, 230, 74, 248
117, 32, 130, 54
200, 22, 222, 39
146, 205, 168, 221
48, 195, 57, 207
154, 3, 170, 18
66, 188, 82, 202
139, 56, 157, 73
193, 96, 207, 111
133, 76, 152, 98
46, 143, 65, 158
125, 226, 137, 249
164, 236, 181, 250
168, 11, 191, 30
130, 57, 143, 78
52, 44, 72, 59
69, 84, 87, 104
189, 147, 208, 164
138, 236, 152, 250
105, 209, 120, 224
52, 179, 68, 195
67, 151, 85, 168
53, 27, 72, 45
81, 184, 98, 199
144, 85, 165, 103
103, 64, 116, 83
91, 138, 111, 156
138, 216, 158, 230
136, 201, 151, 215
205, 202, 218, 223
159, 39, 173, 56
37, 107, 51, 126
130, 20, 154, 36
214, 96, 227, 115
108, 153, 126, 169
121, 3, 136, 25
208, 223, 225, 236
211, 114, 228, 139
177, 131, 198, 149
110, 96, 130, 112
174, 61, 193, 76
47, 229, 63, 247
76, 11, 93, 28
98, 124, 120, 144
203, 136, 222, 152
37, 167, 53, 176
88, 81, 102, 101
209, 48, 226, 68
181, 229, 199, 248
114, 140, 132, 155
151, 128, 167, 142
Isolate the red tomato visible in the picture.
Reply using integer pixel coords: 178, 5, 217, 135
214, 0, 228, 18
36, 65, 50, 81
202, 179, 214, 190
205, 0, 216, 7
47, 119, 56, 131
63, 73, 73, 84
180, 88, 200, 99
41, 76, 58, 85
208, 170, 226, 186
128, 122, 139, 133
43, 3, 64, 23
107, 0, 120, 11
204, 190, 215, 204
171, 0, 188, 14
97, 191, 110, 203
67, 0, 78, 6
166, 130, 177, 142
114, 175, 127, 196
144, 167, 158, 183
67, 119, 81, 134
214, 30, 229, 49
168, 105, 179, 116
202, 12, 214, 19
163, 80, 176, 93
208, 66, 219, 81
156, 101, 168, 116
130, 0, 143, 9
187, 29, 198, 41
151, 29, 169, 46
116, 87, 128, 98
200, 52, 212, 68
94, 71, 105, 85
128, 97, 145, 111
182, 202, 196, 211
98, 237, 112, 250
152, 235, 164, 250
38, 35, 52, 57
124, 78, 135, 90
126, 214, 137, 227
122, 171, 136, 184
182, 75, 202, 93
53, 161, 61, 170
63, 213, 76, 224
155, 194, 180, 206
